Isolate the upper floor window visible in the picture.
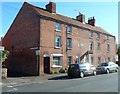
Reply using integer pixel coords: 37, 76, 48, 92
67, 26, 72, 33
56, 23, 61, 31
89, 31, 93, 39
97, 43, 101, 52
67, 38, 72, 49
106, 35, 109, 41
98, 57, 101, 65
55, 36, 61, 48
96, 33, 100, 40
107, 44, 110, 52
90, 41, 94, 51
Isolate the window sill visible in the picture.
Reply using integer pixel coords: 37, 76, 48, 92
55, 47, 61, 49
89, 37, 93, 39
67, 32, 72, 34
67, 48, 72, 50
55, 29, 61, 32
52, 65, 62, 68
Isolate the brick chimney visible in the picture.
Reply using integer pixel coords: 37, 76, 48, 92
88, 17, 95, 26
46, 2, 56, 13
76, 13, 85, 23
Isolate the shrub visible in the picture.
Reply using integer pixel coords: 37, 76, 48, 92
64, 68, 68, 73
53, 71, 58, 74
50, 71, 53, 74
59, 68, 65, 73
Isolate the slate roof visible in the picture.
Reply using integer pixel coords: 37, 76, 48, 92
25, 2, 114, 37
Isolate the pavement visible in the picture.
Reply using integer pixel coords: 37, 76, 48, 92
1, 73, 67, 86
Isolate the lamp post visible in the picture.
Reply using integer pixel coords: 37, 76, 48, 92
36, 50, 40, 76
30, 47, 40, 76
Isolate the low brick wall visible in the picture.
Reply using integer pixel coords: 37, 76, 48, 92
2, 68, 7, 79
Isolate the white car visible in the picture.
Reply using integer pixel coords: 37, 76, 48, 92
96, 62, 119, 74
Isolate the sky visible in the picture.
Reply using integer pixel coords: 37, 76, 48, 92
0, 1, 118, 43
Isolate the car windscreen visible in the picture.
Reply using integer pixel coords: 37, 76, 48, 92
100, 63, 108, 66
69, 64, 79, 69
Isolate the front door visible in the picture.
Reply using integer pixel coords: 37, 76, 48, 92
44, 57, 50, 74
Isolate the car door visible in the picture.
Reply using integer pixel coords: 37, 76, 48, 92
90, 65, 96, 73
109, 62, 115, 71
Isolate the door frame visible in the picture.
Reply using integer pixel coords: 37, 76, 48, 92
44, 57, 50, 74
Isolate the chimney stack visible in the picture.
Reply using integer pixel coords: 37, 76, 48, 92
46, 2, 56, 13
76, 13, 85, 23
88, 17, 95, 26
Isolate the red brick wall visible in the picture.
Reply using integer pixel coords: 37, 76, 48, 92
2, 2, 40, 76
40, 18, 116, 73
2, 2, 116, 75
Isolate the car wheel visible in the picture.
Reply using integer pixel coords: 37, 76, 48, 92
106, 69, 110, 74
93, 70, 96, 76
80, 72, 84, 78
115, 68, 119, 72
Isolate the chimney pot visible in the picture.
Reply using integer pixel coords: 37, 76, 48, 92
76, 13, 85, 23
88, 16, 95, 26
46, 2, 56, 13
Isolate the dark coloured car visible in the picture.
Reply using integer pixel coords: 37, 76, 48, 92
96, 62, 119, 74
67, 63, 96, 78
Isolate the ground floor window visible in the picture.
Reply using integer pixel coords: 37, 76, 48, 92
68, 56, 72, 65
53, 57, 62, 66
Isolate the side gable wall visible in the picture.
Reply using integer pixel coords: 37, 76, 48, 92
2, 2, 40, 76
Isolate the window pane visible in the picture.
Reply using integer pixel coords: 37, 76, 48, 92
107, 44, 110, 52
67, 38, 72, 49
90, 32, 93, 38
53, 57, 61, 66
68, 56, 72, 65
106, 35, 109, 41
96, 33, 100, 40
90, 41, 93, 50
67, 26, 72, 33
98, 43, 101, 51
55, 36, 61, 47
56, 23, 61, 30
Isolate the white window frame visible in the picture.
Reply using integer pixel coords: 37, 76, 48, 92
55, 23, 61, 31
52, 57, 62, 67
67, 38, 72, 49
89, 31, 93, 39
67, 26, 72, 33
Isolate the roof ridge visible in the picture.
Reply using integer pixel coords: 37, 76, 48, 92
23, 2, 114, 37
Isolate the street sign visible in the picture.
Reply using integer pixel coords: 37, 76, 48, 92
36, 50, 40, 55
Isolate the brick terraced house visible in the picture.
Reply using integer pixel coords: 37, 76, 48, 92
2, 2, 116, 76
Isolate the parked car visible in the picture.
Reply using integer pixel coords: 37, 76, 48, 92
67, 63, 96, 78
96, 62, 119, 74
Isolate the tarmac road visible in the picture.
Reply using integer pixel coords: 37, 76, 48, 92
2, 72, 118, 92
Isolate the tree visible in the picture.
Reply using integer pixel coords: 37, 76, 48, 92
2, 50, 9, 63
